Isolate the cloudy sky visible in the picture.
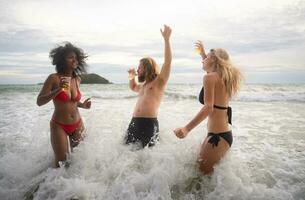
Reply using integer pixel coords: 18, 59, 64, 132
0, 0, 304, 84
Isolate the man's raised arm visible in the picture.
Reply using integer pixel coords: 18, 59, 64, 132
158, 25, 172, 85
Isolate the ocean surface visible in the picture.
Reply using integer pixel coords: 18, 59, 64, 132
0, 83, 305, 200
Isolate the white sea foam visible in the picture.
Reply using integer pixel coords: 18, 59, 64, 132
0, 84, 304, 199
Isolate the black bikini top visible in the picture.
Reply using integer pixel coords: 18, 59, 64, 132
199, 87, 232, 124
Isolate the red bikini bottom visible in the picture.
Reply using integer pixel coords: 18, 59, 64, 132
51, 118, 82, 135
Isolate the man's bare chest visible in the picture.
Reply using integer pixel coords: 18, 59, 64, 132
138, 85, 158, 97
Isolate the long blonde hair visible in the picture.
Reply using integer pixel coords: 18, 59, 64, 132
210, 48, 242, 98
140, 57, 160, 83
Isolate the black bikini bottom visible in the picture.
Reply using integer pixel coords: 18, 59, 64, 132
207, 130, 233, 147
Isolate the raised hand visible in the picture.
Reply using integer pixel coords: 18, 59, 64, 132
160, 25, 172, 41
195, 40, 206, 58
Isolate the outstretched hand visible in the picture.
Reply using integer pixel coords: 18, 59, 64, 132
174, 127, 189, 139
160, 25, 172, 41
82, 98, 91, 109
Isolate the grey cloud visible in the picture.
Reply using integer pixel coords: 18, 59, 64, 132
241, 64, 305, 72
83, 41, 200, 60
195, 1, 305, 55
88, 63, 129, 74
0, 29, 53, 53
0, 64, 54, 75
88, 62, 202, 74
83, 41, 161, 57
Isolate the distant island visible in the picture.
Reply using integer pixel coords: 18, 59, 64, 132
81, 73, 111, 84
37, 73, 111, 85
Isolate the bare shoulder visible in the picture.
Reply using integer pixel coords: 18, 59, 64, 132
203, 73, 217, 83
39, 73, 58, 93
46, 73, 59, 83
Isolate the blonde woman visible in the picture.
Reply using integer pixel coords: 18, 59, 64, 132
174, 41, 242, 174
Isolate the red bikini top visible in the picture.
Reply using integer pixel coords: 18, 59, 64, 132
54, 77, 81, 102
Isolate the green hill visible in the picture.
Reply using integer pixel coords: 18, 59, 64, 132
81, 73, 111, 84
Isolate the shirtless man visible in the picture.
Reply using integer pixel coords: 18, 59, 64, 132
125, 25, 172, 148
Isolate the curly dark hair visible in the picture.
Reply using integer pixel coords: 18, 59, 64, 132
49, 42, 88, 76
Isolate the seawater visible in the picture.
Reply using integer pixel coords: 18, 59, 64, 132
0, 84, 304, 200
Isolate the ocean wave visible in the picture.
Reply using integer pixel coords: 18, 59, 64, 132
79, 91, 305, 102
91, 94, 137, 99
236, 91, 305, 102
1, 84, 305, 199
164, 91, 197, 100
1, 84, 305, 102
164, 91, 305, 102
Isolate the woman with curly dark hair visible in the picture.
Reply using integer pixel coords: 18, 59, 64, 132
37, 42, 91, 167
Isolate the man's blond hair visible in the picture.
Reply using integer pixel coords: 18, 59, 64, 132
140, 57, 160, 83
